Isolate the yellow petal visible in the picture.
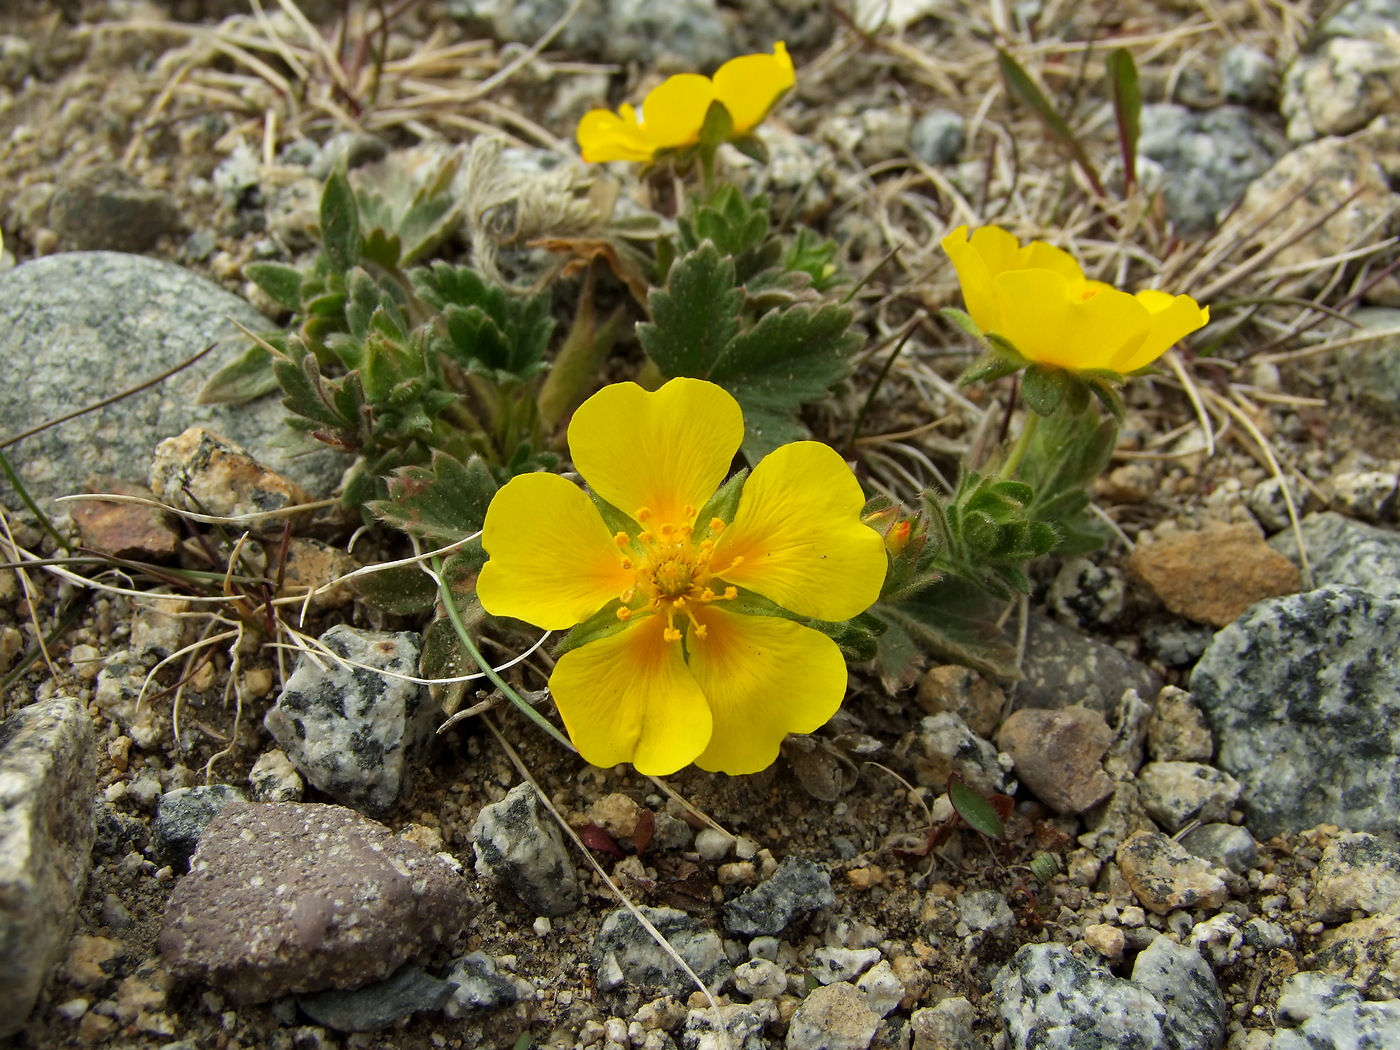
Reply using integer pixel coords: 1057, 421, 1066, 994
569, 379, 744, 526
1018, 239, 1088, 284
577, 106, 656, 163
711, 441, 886, 620
687, 608, 847, 775
478, 472, 632, 629
989, 269, 1150, 371
638, 73, 715, 150
1116, 293, 1210, 372
550, 615, 711, 774
712, 42, 795, 133
941, 225, 1004, 333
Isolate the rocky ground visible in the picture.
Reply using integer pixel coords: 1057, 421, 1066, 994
3, 1, 1400, 1049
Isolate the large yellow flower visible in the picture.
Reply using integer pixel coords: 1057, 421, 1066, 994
577, 43, 795, 164
477, 379, 886, 776
941, 225, 1209, 374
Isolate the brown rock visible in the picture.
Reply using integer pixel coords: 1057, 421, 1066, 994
1315, 913, 1400, 999
149, 427, 312, 535
159, 802, 474, 1004
997, 707, 1114, 815
1128, 522, 1301, 627
1146, 686, 1214, 762
1117, 831, 1230, 915
270, 537, 360, 612
916, 665, 1004, 739
70, 479, 180, 561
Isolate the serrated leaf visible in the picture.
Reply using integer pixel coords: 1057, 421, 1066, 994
870, 577, 1020, 680
948, 774, 1005, 840
368, 451, 498, 547
638, 242, 744, 378
245, 262, 304, 311
351, 563, 439, 615
414, 262, 553, 382
320, 166, 361, 273
198, 341, 280, 405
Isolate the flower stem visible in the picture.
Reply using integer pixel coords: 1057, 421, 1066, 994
999, 408, 1041, 480
431, 555, 576, 753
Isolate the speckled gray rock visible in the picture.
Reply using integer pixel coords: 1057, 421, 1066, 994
992, 943, 1170, 1050
1332, 471, 1400, 523
1117, 831, 1231, 916
471, 0, 732, 70
1191, 586, 1400, 838
898, 711, 1006, 797
158, 801, 473, 1004
0, 698, 97, 1039
1136, 762, 1241, 832
1281, 35, 1400, 142
911, 997, 986, 1050
1248, 475, 1307, 533
1270, 512, 1400, 599
1146, 687, 1214, 763
264, 624, 435, 815
1180, 824, 1260, 876
1273, 970, 1400, 1050
151, 785, 248, 872
1137, 104, 1282, 231
594, 905, 733, 995
48, 167, 182, 252
910, 109, 966, 166
1047, 557, 1125, 628
296, 964, 453, 1032
682, 1002, 767, 1050
1312, 832, 1400, 920
956, 890, 1015, 935
785, 981, 880, 1050
443, 951, 526, 1016
1016, 614, 1162, 717
723, 856, 835, 937
1130, 936, 1226, 1050
1319, 0, 1400, 41
470, 782, 580, 917
1221, 44, 1277, 105
0, 252, 345, 513
810, 946, 881, 985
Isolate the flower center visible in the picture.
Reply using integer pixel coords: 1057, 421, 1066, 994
613, 505, 742, 643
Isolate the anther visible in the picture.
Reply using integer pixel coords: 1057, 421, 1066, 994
723, 586, 737, 600
700, 588, 715, 602
616, 607, 633, 622
637, 531, 653, 544
620, 557, 633, 570
636, 507, 652, 522
709, 518, 725, 534
683, 504, 697, 519
613, 531, 630, 548
663, 626, 682, 643
693, 624, 709, 639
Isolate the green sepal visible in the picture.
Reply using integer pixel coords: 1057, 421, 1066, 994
695, 469, 748, 532
939, 307, 984, 340
553, 600, 631, 657
589, 492, 641, 540
730, 133, 770, 165
698, 99, 735, 148
1021, 364, 1071, 415
958, 349, 1026, 386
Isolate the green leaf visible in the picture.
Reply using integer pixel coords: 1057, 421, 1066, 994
1107, 47, 1142, 194
351, 564, 439, 615
413, 262, 554, 383
245, 262, 304, 311
711, 302, 858, 461
948, 774, 1005, 840
997, 48, 1105, 198
320, 166, 361, 274
197, 341, 280, 405
368, 451, 498, 548
638, 242, 744, 378
1021, 365, 1070, 415
869, 576, 1020, 682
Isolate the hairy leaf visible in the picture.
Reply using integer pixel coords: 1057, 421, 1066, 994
245, 262, 304, 311
320, 166, 361, 274
368, 450, 498, 548
197, 341, 280, 405
638, 242, 744, 378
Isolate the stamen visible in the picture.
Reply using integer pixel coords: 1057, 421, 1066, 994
700, 588, 715, 602
613, 531, 630, 548
620, 557, 633, 570
637, 531, 653, 544
709, 518, 725, 534
616, 607, 633, 622
723, 586, 737, 600
663, 626, 682, 643
636, 507, 652, 522
692, 623, 709, 639
672, 597, 687, 610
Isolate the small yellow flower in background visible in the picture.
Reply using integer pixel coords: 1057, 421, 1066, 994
941, 225, 1209, 375
477, 378, 886, 776
577, 43, 795, 164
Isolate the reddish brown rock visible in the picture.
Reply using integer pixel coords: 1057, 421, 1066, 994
159, 802, 473, 1004
71, 479, 179, 561
1117, 831, 1230, 915
997, 707, 1115, 815
1128, 523, 1301, 627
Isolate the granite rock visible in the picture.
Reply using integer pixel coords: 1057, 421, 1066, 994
1312, 832, 1400, 920
1314, 913, 1400, 998
1117, 831, 1231, 915
296, 964, 453, 1032
594, 905, 733, 995
264, 625, 435, 815
471, 782, 581, 917
0, 252, 346, 513
785, 981, 880, 1050
723, 856, 835, 937
1273, 970, 1400, 1049
1145, 687, 1214, 763
151, 785, 248, 872
0, 698, 97, 1038
1129, 936, 1227, 1050
1180, 824, 1260, 876
1281, 35, 1400, 142
1269, 511, 1400, 599
1191, 586, 1400, 837
158, 801, 473, 1004
1337, 307, 1400, 418
1136, 762, 1241, 832
898, 712, 1007, 797
1016, 614, 1162, 717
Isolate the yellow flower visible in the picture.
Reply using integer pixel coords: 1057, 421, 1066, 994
577, 43, 795, 164
477, 378, 886, 776
940, 225, 1209, 374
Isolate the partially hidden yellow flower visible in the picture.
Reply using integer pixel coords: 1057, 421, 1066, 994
941, 225, 1209, 374
577, 43, 795, 164
477, 378, 886, 776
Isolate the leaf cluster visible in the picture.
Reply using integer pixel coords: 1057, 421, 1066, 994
641, 188, 858, 462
